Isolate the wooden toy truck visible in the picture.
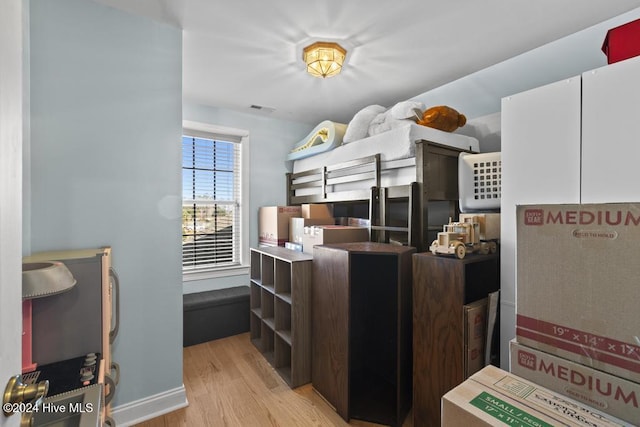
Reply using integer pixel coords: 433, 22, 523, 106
429, 216, 497, 259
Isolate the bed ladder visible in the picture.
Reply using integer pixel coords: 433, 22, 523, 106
369, 182, 421, 251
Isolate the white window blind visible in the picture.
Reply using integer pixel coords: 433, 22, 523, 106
182, 132, 241, 272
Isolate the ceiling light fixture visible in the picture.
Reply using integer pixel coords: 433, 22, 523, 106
302, 41, 347, 78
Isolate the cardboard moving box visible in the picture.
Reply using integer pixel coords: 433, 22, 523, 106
335, 217, 371, 228
301, 225, 369, 254
301, 203, 333, 219
289, 217, 334, 246
516, 203, 640, 382
258, 206, 301, 246
442, 365, 628, 426
510, 340, 640, 425
464, 298, 487, 378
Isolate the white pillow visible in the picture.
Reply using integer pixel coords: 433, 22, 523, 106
368, 113, 414, 136
367, 110, 391, 136
389, 100, 424, 120
343, 104, 387, 143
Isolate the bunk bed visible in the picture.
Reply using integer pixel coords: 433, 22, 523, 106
286, 122, 480, 252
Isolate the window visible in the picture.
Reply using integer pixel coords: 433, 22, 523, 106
182, 122, 248, 276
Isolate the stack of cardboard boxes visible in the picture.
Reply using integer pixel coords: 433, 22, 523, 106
442, 203, 639, 426
508, 203, 640, 425
258, 204, 368, 253
288, 204, 335, 251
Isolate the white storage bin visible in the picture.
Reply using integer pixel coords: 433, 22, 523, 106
458, 152, 501, 212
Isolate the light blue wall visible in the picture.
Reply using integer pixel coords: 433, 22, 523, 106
182, 103, 313, 294
411, 7, 640, 121
29, 0, 183, 408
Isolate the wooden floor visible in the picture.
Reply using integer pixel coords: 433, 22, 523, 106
135, 333, 413, 427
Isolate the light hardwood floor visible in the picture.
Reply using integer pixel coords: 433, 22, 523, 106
135, 333, 413, 427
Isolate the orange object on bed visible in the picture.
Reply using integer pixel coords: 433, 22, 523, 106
417, 105, 466, 132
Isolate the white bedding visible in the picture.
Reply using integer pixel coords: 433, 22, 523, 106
291, 122, 479, 174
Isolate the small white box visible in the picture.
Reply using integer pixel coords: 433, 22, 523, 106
289, 217, 334, 245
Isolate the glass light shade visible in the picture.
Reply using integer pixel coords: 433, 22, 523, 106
303, 42, 346, 78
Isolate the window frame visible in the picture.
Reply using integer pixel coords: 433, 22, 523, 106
181, 120, 250, 280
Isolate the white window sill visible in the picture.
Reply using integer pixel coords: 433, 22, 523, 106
183, 264, 250, 281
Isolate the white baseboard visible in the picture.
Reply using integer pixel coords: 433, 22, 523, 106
110, 385, 188, 426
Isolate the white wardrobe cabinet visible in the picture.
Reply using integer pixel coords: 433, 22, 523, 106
582, 56, 640, 203
500, 55, 640, 368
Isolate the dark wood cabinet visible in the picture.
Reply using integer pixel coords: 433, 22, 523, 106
412, 252, 499, 427
311, 242, 415, 427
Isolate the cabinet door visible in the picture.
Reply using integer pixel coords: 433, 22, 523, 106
582, 55, 640, 203
500, 77, 581, 367
311, 248, 350, 420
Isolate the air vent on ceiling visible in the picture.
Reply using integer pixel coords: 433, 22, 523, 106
249, 104, 276, 114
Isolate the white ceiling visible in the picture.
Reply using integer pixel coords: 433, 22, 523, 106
95, 0, 640, 124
